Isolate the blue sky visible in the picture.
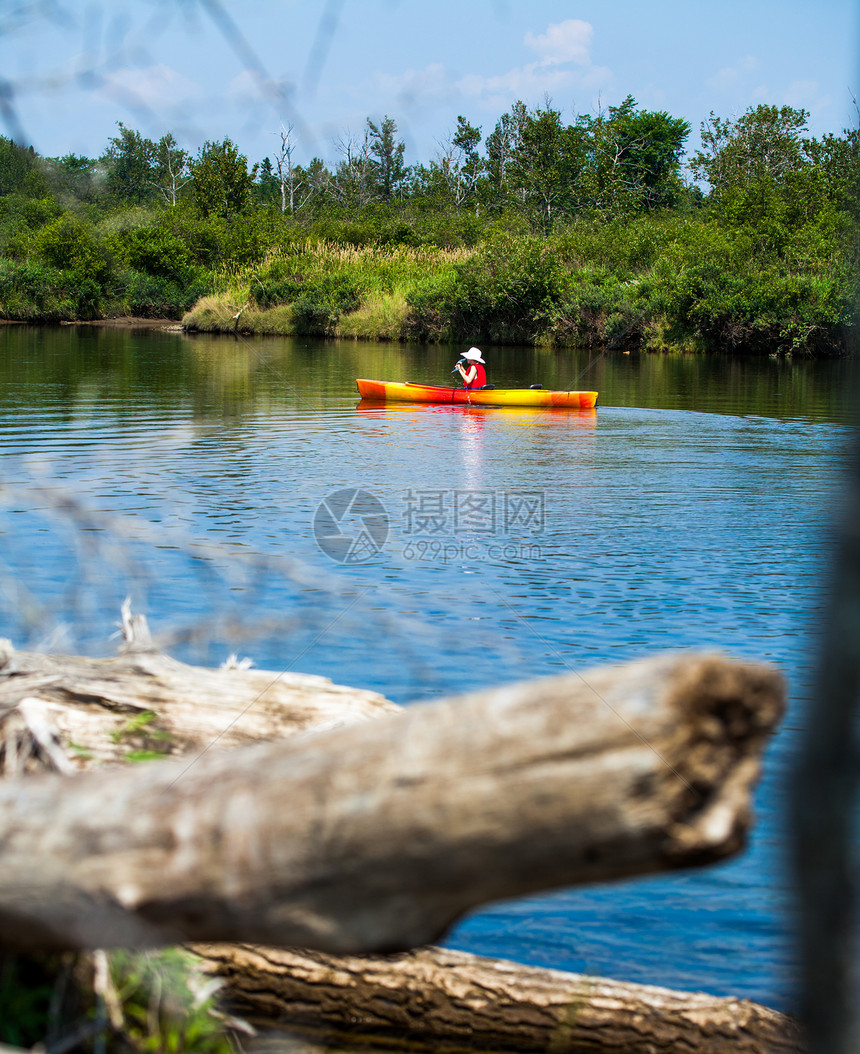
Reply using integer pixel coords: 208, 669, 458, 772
2, 0, 858, 171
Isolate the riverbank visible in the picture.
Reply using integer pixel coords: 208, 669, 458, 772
1, 100, 856, 357
1, 316, 182, 328
1, 223, 855, 356
177, 225, 856, 357
72, 316, 183, 329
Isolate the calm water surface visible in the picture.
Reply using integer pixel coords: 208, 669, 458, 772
1, 324, 857, 1011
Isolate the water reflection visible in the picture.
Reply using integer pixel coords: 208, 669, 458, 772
0, 326, 856, 423
356, 400, 599, 429
455, 408, 486, 488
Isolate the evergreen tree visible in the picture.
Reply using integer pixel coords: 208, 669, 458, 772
0, 137, 37, 195
256, 157, 281, 206
367, 116, 407, 201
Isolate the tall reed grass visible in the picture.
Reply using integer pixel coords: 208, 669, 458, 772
185, 240, 473, 340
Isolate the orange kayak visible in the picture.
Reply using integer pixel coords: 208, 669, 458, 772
356, 379, 598, 409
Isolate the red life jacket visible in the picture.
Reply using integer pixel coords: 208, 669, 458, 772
464, 362, 487, 389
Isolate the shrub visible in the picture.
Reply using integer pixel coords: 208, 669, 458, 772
20, 196, 62, 229
0, 260, 77, 321
35, 213, 114, 286
290, 274, 364, 335
442, 233, 568, 343
252, 274, 306, 307
403, 272, 459, 342
111, 226, 193, 281
123, 272, 180, 317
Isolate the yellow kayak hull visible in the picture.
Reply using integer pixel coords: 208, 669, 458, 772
356, 379, 598, 409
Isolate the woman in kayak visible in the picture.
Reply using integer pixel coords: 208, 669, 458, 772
454, 347, 487, 389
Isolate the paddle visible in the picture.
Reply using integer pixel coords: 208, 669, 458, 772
450, 359, 472, 403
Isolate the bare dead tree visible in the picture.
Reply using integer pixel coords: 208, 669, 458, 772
331, 127, 376, 209
273, 123, 312, 213
434, 134, 480, 210
151, 132, 191, 206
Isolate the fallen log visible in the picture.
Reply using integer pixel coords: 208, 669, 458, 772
195, 943, 803, 1054
0, 647, 783, 955
0, 613, 398, 776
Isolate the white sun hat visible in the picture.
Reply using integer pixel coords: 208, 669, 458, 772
463, 347, 485, 363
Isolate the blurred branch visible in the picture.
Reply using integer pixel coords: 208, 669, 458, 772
195, 0, 310, 145
0, 0, 315, 152
793, 422, 860, 1054
0, 470, 447, 683
302, 0, 344, 98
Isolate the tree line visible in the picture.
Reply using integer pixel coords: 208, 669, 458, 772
0, 97, 856, 354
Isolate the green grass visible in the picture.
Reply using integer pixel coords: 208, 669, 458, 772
183, 240, 470, 340
337, 289, 409, 340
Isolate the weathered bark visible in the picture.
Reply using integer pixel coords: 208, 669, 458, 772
0, 648, 783, 955
0, 615, 398, 775
194, 943, 803, 1054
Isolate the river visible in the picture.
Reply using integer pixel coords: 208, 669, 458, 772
0, 323, 856, 1010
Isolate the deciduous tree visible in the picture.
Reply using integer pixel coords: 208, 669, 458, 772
690, 104, 810, 218
507, 104, 575, 233
191, 138, 258, 220
45, 153, 101, 204
484, 101, 527, 211
577, 97, 690, 212
103, 123, 156, 205
272, 123, 312, 213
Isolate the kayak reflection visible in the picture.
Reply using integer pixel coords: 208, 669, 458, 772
356, 400, 598, 430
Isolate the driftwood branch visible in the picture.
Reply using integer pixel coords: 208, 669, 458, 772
0, 623, 398, 774
194, 943, 802, 1054
0, 645, 783, 955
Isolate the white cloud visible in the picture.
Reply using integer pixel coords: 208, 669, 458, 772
457, 61, 612, 105
524, 19, 593, 67
374, 63, 452, 109
372, 19, 605, 113
458, 19, 609, 110
98, 64, 202, 110
706, 55, 760, 92
707, 66, 740, 91
364, 19, 613, 139
784, 79, 827, 110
